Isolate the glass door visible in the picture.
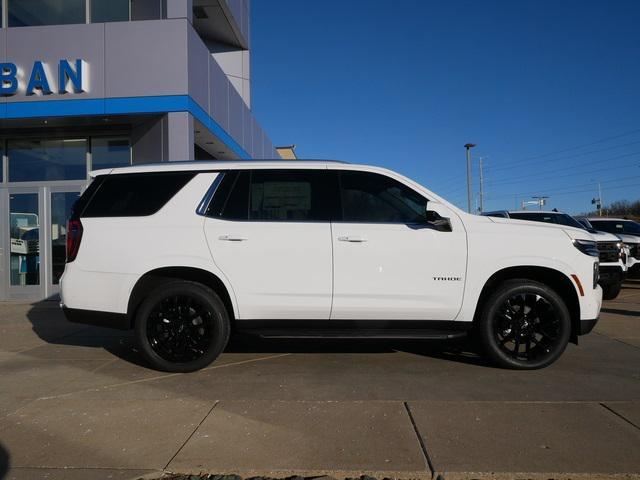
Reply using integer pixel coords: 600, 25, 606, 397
4, 188, 43, 300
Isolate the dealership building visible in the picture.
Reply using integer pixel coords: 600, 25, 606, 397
0, 0, 281, 301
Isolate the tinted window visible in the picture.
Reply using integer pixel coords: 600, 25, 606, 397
250, 170, 336, 221
339, 171, 427, 223
91, 137, 131, 170
9, 0, 86, 26
91, 0, 130, 22
206, 171, 251, 221
509, 212, 585, 229
8, 138, 87, 182
81, 172, 195, 217
591, 220, 640, 235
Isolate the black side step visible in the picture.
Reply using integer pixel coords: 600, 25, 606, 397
240, 328, 468, 340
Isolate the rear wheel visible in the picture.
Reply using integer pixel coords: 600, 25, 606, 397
477, 279, 571, 369
601, 282, 621, 300
134, 280, 230, 372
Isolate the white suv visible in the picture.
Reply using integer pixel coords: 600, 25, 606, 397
60, 161, 602, 372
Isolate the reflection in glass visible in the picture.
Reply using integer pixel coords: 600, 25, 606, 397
8, 0, 86, 27
91, 0, 130, 23
91, 138, 131, 171
51, 192, 81, 285
8, 139, 87, 182
9, 194, 40, 286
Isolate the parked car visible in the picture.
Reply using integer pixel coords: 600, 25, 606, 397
582, 218, 640, 278
483, 210, 626, 300
60, 161, 602, 372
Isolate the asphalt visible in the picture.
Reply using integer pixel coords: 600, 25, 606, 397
0, 280, 639, 480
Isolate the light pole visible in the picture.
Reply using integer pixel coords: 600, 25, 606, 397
478, 156, 485, 213
464, 143, 476, 213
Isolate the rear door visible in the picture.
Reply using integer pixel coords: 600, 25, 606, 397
203, 169, 337, 320
330, 169, 467, 320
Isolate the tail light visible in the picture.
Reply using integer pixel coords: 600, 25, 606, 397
66, 219, 83, 262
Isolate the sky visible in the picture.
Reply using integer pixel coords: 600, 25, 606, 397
250, 0, 640, 214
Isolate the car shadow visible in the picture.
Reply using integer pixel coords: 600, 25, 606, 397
24, 299, 490, 370
0, 442, 9, 480
601, 307, 640, 317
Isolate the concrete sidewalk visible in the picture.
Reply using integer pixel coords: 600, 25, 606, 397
1, 281, 639, 480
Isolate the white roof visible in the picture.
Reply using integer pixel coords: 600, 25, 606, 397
587, 217, 634, 222
91, 160, 348, 177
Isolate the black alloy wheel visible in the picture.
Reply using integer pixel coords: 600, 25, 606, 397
494, 293, 560, 362
147, 295, 213, 363
135, 281, 230, 372
478, 279, 571, 369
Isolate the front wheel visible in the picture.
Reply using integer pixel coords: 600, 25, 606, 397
601, 282, 621, 301
477, 279, 571, 369
134, 280, 230, 372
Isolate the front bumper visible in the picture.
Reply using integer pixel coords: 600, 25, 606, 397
579, 317, 599, 336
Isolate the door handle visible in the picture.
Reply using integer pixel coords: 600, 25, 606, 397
218, 235, 248, 242
337, 235, 367, 243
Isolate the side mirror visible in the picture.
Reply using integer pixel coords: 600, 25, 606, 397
425, 203, 452, 232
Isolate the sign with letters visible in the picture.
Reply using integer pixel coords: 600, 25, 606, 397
0, 59, 86, 97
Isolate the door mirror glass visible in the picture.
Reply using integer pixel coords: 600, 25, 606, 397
425, 203, 452, 232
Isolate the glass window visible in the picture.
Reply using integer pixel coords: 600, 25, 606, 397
81, 172, 196, 217
508, 212, 586, 229
91, 137, 131, 171
250, 170, 336, 222
51, 192, 81, 284
9, 0, 86, 27
8, 139, 87, 182
207, 171, 240, 218
91, 0, 130, 23
339, 171, 428, 223
9, 193, 40, 286
591, 220, 640, 235
224, 171, 250, 220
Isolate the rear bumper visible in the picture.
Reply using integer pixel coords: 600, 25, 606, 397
579, 317, 599, 336
62, 306, 130, 330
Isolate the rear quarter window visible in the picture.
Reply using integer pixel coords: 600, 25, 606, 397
80, 172, 196, 217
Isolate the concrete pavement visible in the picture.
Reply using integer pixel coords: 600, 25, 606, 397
1, 281, 639, 479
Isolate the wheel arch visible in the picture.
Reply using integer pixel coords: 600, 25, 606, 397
126, 266, 237, 329
472, 266, 581, 343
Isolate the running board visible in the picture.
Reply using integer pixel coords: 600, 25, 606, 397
240, 328, 468, 340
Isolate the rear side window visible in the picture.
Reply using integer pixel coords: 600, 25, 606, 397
339, 170, 428, 223
81, 172, 196, 217
207, 169, 338, 222
206, 171, 250, 220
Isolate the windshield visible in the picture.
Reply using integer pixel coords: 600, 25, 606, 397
508, 212, 586, 229
590, 220, 640, 235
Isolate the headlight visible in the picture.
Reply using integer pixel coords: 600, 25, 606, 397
573, 239, 599, 257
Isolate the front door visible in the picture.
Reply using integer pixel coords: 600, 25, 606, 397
0, 186, 83, 301
4, 188, 43, 300
203, 169, 336, 320
330, 170, 467, 321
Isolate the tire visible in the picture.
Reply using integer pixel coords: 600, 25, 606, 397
477, 279, 571, 370
134, 280, 230, 372
601, 282, 621, 301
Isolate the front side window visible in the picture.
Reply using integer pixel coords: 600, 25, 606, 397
207, 170, 338, 222
339, 170, 428, 223
9, 0, 86, 27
